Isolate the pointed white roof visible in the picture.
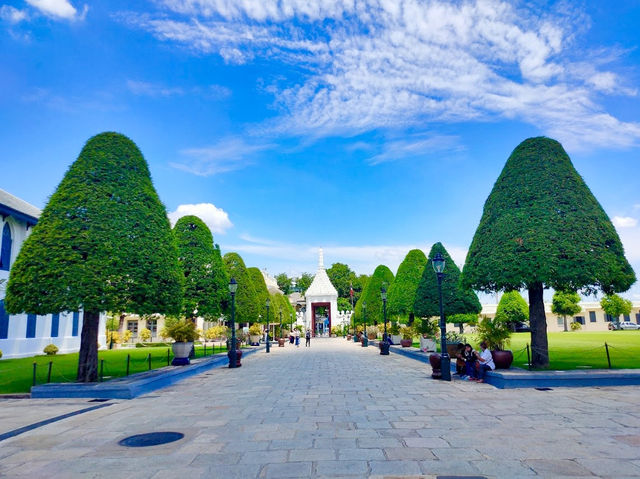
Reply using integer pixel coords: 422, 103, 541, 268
305, 248, 338, 298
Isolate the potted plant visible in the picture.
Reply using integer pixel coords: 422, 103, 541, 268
475, 314, 513, 369
367, 325, 378, 340
165, 318, 199, 365
400, 326, 414, 348
418, 318, 438, 352
278, 329, 287, 347
249, 323, 262, 346
445, 330, 466, 358
389, 322, 401, 344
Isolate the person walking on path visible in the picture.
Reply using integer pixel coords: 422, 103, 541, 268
471, 341, 495, 383
305, 329, 311, 347
295, 329, 300, 347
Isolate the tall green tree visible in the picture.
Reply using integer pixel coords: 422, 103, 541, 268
414, 243, 481, 327
5, 132, 183, 382
223, 253, 259, 325
326, 262, 357, 298
551, 290, 582, 332
248, 267, 270, 323
462, 137, 635, 367
387, 249, 427, 324
353, 265, 394, 326
270, 291, 295, 335
496, 291, 529, 330
600, 294, 632, 323
274, 273, 293, 294
296, 272, 314, 293
173, 216, 228, 321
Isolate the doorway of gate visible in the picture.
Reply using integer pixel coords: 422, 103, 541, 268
311, 302, 331, 337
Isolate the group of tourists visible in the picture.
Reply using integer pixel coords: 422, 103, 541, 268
286, 329, 312, 347
454, 341, 495, 383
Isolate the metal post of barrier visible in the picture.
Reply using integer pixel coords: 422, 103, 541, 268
100, 359, 104, 382
32, 362, 37, 387
526, 344, 531, 370
167, 348, 170, 366
147, 353, 151, 371
126, 354, 130, 376
47, 361, 53, 383
605, 342, 611, 369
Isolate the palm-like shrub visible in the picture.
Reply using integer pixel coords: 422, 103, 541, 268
475, 315, 512, 350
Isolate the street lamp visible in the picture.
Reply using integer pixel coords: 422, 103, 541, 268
432, 252, 450, 381
265, 298, 270, 353
362, 301, 368, 347
228, 278, 238, 368
279, 309, 283, 339
380, 285, 390, 355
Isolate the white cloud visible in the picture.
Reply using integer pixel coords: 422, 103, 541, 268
0, 5, 28, 23
123, 0, 640, 150
168, 203, 233, 234
169, 136, 273, 176
612, 216, 638, 228
26, 0, 86, 20
367, 134, 462, 165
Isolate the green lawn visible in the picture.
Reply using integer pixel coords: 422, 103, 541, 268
0, 343, 231, 394
414, 331, 640, 370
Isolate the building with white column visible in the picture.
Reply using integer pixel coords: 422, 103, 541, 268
303, 249, 340, 336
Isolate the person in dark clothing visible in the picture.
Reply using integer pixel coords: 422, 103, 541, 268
305, 330, 311, 347
462, 343, 476, 379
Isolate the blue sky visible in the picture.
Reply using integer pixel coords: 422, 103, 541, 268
1, 0, 640, 301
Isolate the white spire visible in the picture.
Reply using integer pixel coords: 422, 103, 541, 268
318, 248, 324, 270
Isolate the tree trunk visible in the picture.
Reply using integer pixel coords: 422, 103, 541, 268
528, 283, 549, 368
563, 315, 568, 332
77, 310, 100, 382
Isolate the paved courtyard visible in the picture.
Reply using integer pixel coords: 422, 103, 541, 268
2, 338, 640, 478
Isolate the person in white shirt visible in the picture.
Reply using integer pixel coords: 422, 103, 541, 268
471, 341, 495, 383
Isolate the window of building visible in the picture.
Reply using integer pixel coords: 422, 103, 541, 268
0, 222, 12, 271
127, 321, 138, 337
72, 312, 80, 336
636, 313, 640, 324
605, 314, 613, 322
147, 319, 157, 336
26, 314, 37, 338
624, 314, 630, 322
556, 317, 563, 327
0, 300, 9, 339
589, 311, 597, 323
51, 313, 59, 337
575, 316, 585, 325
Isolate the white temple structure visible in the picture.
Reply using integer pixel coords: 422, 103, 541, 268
304, 249, 339, 336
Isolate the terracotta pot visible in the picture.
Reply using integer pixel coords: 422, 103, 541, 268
429, 353, 441, 379
491, 350, 513, 369
278, 338, 285, 347
400, 339, 413, 348
226, 348, 243, 367
347, 335, 352, 341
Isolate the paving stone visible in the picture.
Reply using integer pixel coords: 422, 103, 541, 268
404, 437, 449, 448
525, 459, 595, 476
576, 458, 640, 476
384, 447, 436, 460
338, 448, 385, 460
369, 459, 422, 475
315, 460, 368, 475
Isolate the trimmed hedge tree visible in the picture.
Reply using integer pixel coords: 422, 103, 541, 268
222, 253, 259, 324
462, 137, 635, 367
414, 242, 481, 324
5, 132, 183, 382
173, 215, 228, 321
496, 291, 529, 329
354, 265, 394, 327
247, 267, 270, 323
387, 249, 427, 324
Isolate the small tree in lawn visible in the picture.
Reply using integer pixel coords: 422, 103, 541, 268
223, 253, 259, 326
462, 137, 635, 367
4, 132, 183, 381
173, 215, 228, 322
353, 265, 394, 326
600, 294, 632, 324
387, 249, 427, 325
414, 242, 481, 333
552, 290, 582, 332
496, 291, 529, 331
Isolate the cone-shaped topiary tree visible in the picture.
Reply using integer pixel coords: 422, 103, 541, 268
247, 267, 270, 324
222, 252, 259, 325
414, 242, 481, 326
5, 132, 183, 382
551, 290, 581, 332
353, 265, 394, 327
496, 291, 529, 329
173, 215, 228, 321
462, 137, 635, 367
387, 249, 427, 324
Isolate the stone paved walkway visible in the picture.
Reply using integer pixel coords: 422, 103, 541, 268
2, 338, 640, 478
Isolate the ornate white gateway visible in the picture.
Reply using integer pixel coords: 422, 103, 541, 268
304, 249, 339, 337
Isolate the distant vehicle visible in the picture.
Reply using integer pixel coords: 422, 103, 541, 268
514, 322, 531, 333
608, 322, 620, 330
619, 321, 640, 330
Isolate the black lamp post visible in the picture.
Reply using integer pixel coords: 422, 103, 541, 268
290, 312, 293, 335
433, 252, 450, 381
279, 309, 283, 340
265, 298, 270, 353
228, 278, 238, 368
380, 285, 390, 355
362, 301, 368, 347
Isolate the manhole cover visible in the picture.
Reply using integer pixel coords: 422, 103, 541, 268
535, 387, 553, 391
118, 432, 184, 447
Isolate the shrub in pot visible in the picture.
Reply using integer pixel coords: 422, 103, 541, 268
165, 318, 199, 366
475, 314, 513, 369
400, 326, 414, 347
389, 322, 401, 344
249, 323, 262, 345
418, 318, 438, 352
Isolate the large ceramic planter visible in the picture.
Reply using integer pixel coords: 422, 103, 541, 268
361, 337, 368, 347
347, 335, 352, 341
171, 341, 193, 366
367, 332, 376, 340
278, 338, 285, 347
379, 340, 390, 355
249, 335, 261, 346
227, 348, 243, 367
419, 336, 436, 352
491, 350, 513, 369
429, 353, 441, 379
400, 339, 413, 348
446, 342, 463, 358
390, 334, 402, 345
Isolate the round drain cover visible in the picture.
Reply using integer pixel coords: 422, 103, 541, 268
118, 432, 184, 447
